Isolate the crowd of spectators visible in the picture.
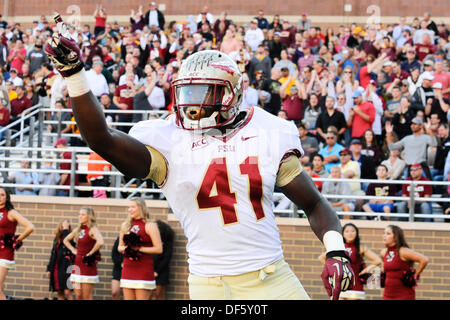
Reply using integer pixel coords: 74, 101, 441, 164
0, 4, 449, 220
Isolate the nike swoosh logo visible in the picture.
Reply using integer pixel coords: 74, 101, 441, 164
241, 136, 257, 141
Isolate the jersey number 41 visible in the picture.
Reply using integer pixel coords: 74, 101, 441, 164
196, 157, 266, 225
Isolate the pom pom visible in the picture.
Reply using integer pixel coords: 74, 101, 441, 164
400, 268, 417, 288
0, 234, 21, 250
82, 251, 101, 266
123, 232, 142, 247
123, 246, 141, 261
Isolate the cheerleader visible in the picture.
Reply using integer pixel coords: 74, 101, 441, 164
118, 197, 162, 300
0, 187, 35, 300
64, 207, 104, 300
380, 225, 429, 300
319, 223, 382, 300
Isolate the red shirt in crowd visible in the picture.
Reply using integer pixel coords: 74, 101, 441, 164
95, 14, 107, 28
282, 96, 303, 121
114, 84, 135, 113
415, 44, 437, 61
10, 95, 32, 116
351, 101, 375, 138
359, 65, 371, 89
402, 176, 433, 198
0, 107, 10, 126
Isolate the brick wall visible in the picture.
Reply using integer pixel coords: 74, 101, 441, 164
3, 195, 450, 300
2, 0, 450, 26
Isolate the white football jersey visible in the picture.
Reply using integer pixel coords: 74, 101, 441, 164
129, 107, 303, 276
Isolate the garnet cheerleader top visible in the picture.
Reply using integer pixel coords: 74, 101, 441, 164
0, 207, 17, 265
345, 242, 364, 292
383, 246, 415, 300
72, 225, 99, 279
120, 219, 156, 289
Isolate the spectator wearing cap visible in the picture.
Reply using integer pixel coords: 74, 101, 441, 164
86, 35, 104, 68
432, 59, 450, 99
279, 20, 296, 49
397, 163, 434, 222
85, 60, 109, 99
416, 33, 437, 61
338, 147, 363, 196
401, 47, 421, 74
144, 1, 165, 30
318, 130, 345, 173
54, 138, 79, 197
411, 71, 435, 112
386, 116, 437, 180
8, 68, 23, 87
347, 89, 375, 139
244, 19, 265, 52
248, 45, 272, 84
321, 165, 354, 217
362, 164, 398, 220
297, 43, 314, 75
423, 59, 435, 74
297, 13, 311, 32
255, 9, 269, 30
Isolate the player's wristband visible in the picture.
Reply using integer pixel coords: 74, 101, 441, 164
323, 230, 346, 253
326, 250, 352, 264
65, 68, 90, 97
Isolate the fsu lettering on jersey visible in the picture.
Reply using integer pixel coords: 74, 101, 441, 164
129, 107, 304, 277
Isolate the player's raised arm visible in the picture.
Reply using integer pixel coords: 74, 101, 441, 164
279, 168, 355, 299
44, 14, 151, 178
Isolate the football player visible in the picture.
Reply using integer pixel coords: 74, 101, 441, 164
45, 16, 354, 300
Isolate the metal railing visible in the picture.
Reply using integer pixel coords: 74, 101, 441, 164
1, 146, 450, 222
1, 106, 449, 221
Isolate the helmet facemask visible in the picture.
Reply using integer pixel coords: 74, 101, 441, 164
173, 78, 240, 130
171, 50, 243, 131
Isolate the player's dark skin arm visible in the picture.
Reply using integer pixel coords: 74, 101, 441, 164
70, 92, 151, 178
280, 171, 341, 241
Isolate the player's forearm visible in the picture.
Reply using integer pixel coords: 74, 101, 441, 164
68, 72, 151, 178
280, 172, 342, 241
